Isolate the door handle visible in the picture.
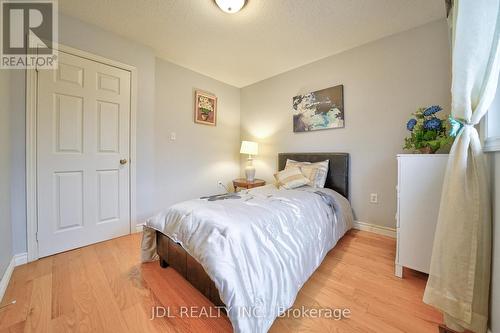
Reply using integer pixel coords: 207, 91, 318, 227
120, 159, 128, 165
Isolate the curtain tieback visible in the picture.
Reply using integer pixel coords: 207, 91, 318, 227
449, 116, 474, 137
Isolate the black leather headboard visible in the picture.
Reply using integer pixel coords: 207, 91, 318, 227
278, 153, 349, 199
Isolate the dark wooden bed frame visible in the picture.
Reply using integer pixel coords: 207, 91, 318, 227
156, 153, 350, 307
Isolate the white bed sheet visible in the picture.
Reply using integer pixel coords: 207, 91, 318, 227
142, 185, 353, 333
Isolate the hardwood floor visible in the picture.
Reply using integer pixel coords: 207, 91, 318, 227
0, 230, 442, 332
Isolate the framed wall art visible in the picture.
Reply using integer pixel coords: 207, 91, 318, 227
194, 90, 217, 126
292, 85, 344, 132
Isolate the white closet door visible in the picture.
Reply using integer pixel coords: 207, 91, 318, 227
37, 50, 131, 257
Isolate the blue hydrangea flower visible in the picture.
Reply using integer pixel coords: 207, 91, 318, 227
423, 105, 442, 116
406, 118, 417, 131
423, 118, 442, 131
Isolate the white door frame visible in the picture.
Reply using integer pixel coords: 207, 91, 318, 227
26, 43, 138, 262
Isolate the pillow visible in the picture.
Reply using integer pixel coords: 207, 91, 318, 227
274, 167, 310, 189
285, 159, 329, 188
299, 165, 319, 183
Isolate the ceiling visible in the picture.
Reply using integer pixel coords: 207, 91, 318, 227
59, 0, 445, 88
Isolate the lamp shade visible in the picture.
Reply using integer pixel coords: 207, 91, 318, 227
240, 141, 258, 156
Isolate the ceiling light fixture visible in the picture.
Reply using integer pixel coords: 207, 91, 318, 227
215, 0, 246, 14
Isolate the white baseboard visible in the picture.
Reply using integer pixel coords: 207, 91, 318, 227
134, 223, 145, 233
0, 253, 28, 304
352, 220, 396, 238
0, 257, 16, 304
13, 253, 27, 266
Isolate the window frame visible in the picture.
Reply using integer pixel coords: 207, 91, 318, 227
483, 110, 500, 153
483, 74, 500, 152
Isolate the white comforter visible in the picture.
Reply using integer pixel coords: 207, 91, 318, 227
142, 185, 353, 333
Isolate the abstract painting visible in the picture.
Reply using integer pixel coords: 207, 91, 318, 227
292, 85, 344, 132
194, 90, 217, 126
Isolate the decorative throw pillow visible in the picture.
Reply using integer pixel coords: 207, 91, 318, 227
285, 159, 329, 188
299, 165, 319, 184
274, 167, 310, 189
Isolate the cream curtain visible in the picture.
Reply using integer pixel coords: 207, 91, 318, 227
423, 1, 500, 332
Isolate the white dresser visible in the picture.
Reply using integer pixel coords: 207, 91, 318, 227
395, 154, 448, 278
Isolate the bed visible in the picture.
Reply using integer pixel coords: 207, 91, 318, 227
141, 153, 352, 333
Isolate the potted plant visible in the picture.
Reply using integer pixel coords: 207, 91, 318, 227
403, 105, 454, 154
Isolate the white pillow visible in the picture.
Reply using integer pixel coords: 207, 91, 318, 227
285, 159, 329, 188
274, 167, 310, 189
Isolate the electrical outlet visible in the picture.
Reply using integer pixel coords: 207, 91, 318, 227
170, 132, 176, 141
370, 193, 378, 204
217, 181, 229, 193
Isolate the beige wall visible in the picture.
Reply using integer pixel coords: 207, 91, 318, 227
491, 152, 500, 333
0, 70, 13, 277
154, 58, 241, 209
240, 20, 451, 228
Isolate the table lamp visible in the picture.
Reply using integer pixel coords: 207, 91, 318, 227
240, 141, 258, 181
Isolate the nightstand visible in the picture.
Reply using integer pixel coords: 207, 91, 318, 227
232, 178, 266, 191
